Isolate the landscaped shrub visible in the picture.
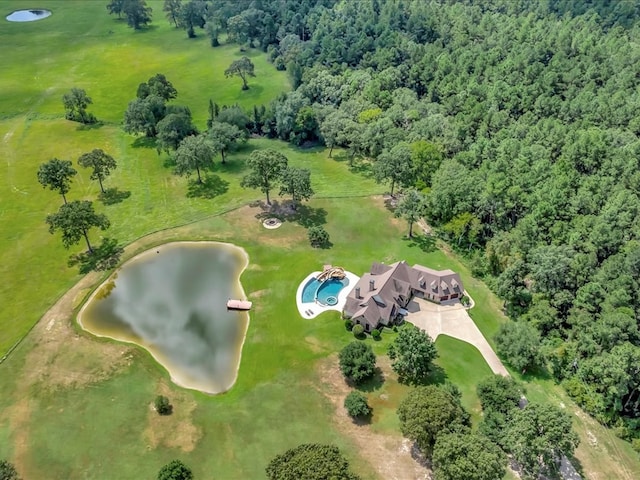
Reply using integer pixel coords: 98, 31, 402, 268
154, 395, 172, 415
344, 391, 371, 419
339, 341, 376, 384
344, 319, 353, 331
352, 324, 364, 337
371, 329, 381, 339
460, 295, 470, 307
157, 459, 193, 480
0, 460, 20, 480
308, 225, 330, 248
266, 444, 358, 480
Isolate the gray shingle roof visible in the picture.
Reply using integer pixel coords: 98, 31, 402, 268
343, 261, 464, 330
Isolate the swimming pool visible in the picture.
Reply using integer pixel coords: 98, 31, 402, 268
301, 277, 350, 305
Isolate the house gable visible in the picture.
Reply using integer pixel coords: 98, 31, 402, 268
343, 261, 465, 330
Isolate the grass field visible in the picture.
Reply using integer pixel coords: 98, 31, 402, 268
1, 2, 640, 479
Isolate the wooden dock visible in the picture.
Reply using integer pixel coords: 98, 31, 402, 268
227, 299, 252, 310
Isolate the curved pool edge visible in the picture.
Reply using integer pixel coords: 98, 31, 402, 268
296, 270, 360, 319
77, 240, 251, 395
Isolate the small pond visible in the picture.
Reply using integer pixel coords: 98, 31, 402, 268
78, 242, 250, 394
6, 9, 52, 22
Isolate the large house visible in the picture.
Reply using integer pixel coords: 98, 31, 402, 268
342, 261, 464, 332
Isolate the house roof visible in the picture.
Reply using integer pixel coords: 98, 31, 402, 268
343, 261, 464, 328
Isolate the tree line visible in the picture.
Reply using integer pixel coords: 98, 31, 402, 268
338, 324, 578, 479
204, 0, 640, 446
95, 0, 640, 449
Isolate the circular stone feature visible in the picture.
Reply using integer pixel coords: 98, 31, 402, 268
262, 217, 282, 229
325, 296, 338, 306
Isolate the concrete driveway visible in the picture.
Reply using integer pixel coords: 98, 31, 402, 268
405, 297, 509, 376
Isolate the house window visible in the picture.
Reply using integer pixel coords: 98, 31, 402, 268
365, 324, 370, 331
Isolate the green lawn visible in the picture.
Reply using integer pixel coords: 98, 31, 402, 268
433, 335, 494, 424
0, 1, 289, 126
1, 2, 639, 480
0, 0, 326, 356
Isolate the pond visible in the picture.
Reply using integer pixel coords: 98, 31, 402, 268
78, 242, 250, 394
6, 9, 52, 22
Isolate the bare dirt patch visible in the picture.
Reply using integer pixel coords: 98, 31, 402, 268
21, 274, 133, 390
143, 381, 202, 452
2, 271, 135, 478
316, 355, 430, 480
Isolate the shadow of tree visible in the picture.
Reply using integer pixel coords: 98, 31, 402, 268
76, 122, 104, 131
349, 158, 374, 177
288, 204, 327, 228
132, 136, 156, 149
310, 234, 333, 249
330, 151, 350, 163
410, 441, 431, 468
163, 154, 176, 169
186, 175, 229, 199
351, 412, 374, 426
384, 195, 398, 212
99, 187, 131, 205
355, 367, 385, 393
404, 234, 436, 253
212, 157, 247, 175
423, 364, 448, 386
67, 237, 123, 274
564, 453, 586, 480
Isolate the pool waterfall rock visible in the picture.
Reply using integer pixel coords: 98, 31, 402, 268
78, 242, 250, 394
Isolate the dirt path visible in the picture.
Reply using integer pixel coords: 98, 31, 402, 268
317, 356, 430, 480
2, 240, 152, 476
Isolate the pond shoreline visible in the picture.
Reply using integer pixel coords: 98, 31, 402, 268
77, 241, 250, 395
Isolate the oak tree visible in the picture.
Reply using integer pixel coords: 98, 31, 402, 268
163, 0, 182, 27
77, 149, 117, 194
225, 56, 256, 91
433, 433, 506, 480
37, 158, 77, 204
394, 189, 427, 238
240, 149, 288, 204
344, 391, 371, 419
46, 200, 110, 254
156, 112, 197, 153
504, 403, 579, 479
157, 460, 192, 480
62, 88, 96, 124
388, 324, 437, 384
174, 134, 215, 184
397, 385, 470, 454
278, 167, 314, 208
339, 341, 376, 384
208, 121, 245, 164
266, 444, 360, 480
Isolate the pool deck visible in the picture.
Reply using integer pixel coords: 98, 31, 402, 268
296, 270, 360, 319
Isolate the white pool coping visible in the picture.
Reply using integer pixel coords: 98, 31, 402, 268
296, 270, 360, 319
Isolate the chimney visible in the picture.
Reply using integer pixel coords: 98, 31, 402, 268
369, 280, 375, 292
355, 287, 361, 299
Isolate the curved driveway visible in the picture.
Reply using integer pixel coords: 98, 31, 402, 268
404, 297, 509, 376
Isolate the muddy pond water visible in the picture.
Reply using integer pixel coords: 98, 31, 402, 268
78, 242, 250, 394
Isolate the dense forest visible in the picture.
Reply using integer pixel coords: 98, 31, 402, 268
162, 0, 640, 442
